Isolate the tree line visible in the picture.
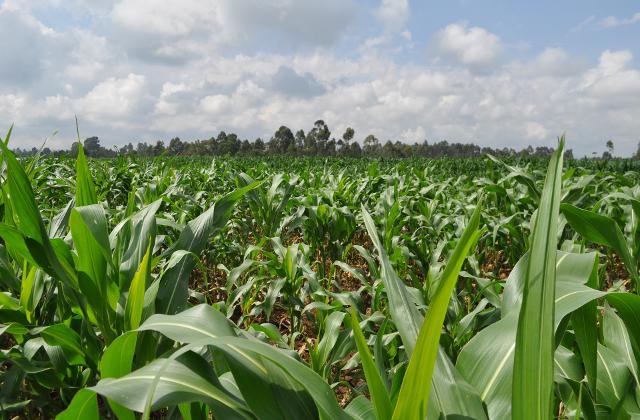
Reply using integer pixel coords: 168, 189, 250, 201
16, 119, 640, 160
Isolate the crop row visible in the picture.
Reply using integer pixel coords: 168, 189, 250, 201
0, 129, 639, 419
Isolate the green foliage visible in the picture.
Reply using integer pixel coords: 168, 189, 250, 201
512, 137, 564, 419
1, 126, 640, 418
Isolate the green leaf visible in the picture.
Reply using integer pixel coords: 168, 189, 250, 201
0, 247, 20, 292
603, 305, 639, 386
155, 250, 198, 315
101, 332, 138, 378
138, 304, 237, 342
75, 141, 98, 206
429, 339, 489, 420
0, 139, 45, 242
312, 311, 346, 373
457, 313, 518, 419
91, 357, 252, 418
596, 343, 630, 406
0, 140, 75, 288
153, 183, 259, 316
20, 266, 38, 322
40, 324, 86, 365
512, 138, 564, 419
572, 254, 600, 395
207, 337, 350, 420
349, 308, 393, 420
392, 202, 482, 420
487, 154, 541, 201
0, 224, 38, 267
345, 395, 376, 420
605, 293, 640, 370
125, 245, 152, 331
361, 207, 421, 354
116, 200, 161, 290
554, 345, 584, 383
457, 250, 602, 419
561, 202, 639, 284
135, 304, 348, 419
100, 332, 139, 420
0, 322, 28, 336
56, 389, 99, 420
362, 205, 486, 419
70, 205, 114, 336
71, 205, 112, 270
172, 182, 262, 256
221, 346, 319, 419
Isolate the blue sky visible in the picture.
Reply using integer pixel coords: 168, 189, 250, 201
1, 0, 639, 156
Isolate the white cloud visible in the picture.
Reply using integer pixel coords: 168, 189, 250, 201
600, 12, 640, 28
154, 82, 190, 116
0, 8, 60, 86
400, 126, 426, 142
580, 50, 640, 106
200, 94, 231, 115
7, 46, 640, 155
525, 122, 548, 140
0, 94, 28, 122
434, 22, 503, 69
111, 0, 356, 63
113, 0, 217, 36
508, 48, 588, 78
571, 15, 595, 32
64, 30, 114, 82
80, 74, 148, 122
375, 0, 409, 31
1, 4, 640, 156
270, 66, 325, 98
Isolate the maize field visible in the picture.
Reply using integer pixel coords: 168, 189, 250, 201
2, 129, 640, 419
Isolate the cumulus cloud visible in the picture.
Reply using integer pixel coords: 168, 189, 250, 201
400, 126, 426, 142
111, 0, 356, 63
375, 0, 409, 31
1, 3, 640, 156
433, 22, 503, 70
200, 94, 230, 115
81, 74, 148, 122
525, 122, 548, 140
112, 0, 217, 36
270, 66, 325, 98
0, 8, 58, 86
508, 48, 588, 78
580, 50, 640, 107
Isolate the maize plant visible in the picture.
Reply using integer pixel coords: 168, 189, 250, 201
0, 127, 639, 419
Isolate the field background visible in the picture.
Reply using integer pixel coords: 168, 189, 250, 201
2, 145, 640, 418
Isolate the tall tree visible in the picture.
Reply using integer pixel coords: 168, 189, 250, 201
152, 140, 165, 156
342, 127, 354, 146
309, 120, 330, 155
254, 138, 265, 154
271, 126, 295, 154
363, 134, 379, 155
295, 130, 306, 151
603, 139, 614, 159
83, 137, 101, 157
167, 137, 185, 155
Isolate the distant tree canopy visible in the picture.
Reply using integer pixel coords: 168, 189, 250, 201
14, 120, 578, 159
603, 140, 614, 159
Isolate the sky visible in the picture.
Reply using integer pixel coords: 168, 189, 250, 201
1, 0, 640, 156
